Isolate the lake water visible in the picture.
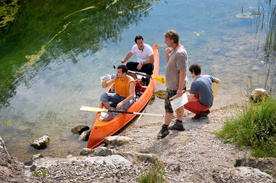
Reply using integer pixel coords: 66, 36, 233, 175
0, 0, 275, 162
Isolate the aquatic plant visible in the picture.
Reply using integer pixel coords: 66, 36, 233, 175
257, 0, 276, 94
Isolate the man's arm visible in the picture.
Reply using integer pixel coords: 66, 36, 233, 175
165, 47, 173, 62
121, 52, 133, 63
187, 93, 195, 102
116, 81, 136, 109
102, 78, 114, 88
137, 54, 155, 70
176, 69, 186, 97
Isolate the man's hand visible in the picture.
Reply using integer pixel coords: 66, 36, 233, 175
116, 102, 123, 110
121, 59, 126, 64
165, 47, 173, 54
137, 63, 143, 70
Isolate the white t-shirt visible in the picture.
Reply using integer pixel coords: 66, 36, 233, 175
131, 44, 153, 63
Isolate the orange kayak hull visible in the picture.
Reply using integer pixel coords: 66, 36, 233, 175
87, 44, 160, 149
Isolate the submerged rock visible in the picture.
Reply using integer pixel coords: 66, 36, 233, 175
71, 125, 90, 135
235, 12, 253, 19
30, 135, 50, 150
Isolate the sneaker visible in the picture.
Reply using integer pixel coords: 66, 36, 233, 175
191, 113, 205, 120
157, 125, 169, 139
191, 110, 210, 120
169, 120, 185, 131
202, 110, 210, 116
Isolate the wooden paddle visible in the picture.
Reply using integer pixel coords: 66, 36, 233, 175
212, 82, 218, 97
169, 90, 186, 101
80, 106, 164, 117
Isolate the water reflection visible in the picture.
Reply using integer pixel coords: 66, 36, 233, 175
0, 0, 158, 108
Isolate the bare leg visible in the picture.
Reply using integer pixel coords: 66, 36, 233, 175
128, 72, 137, 80
175, 106, 184, 121
101, 101, 114, 121
164, 112, 174, 125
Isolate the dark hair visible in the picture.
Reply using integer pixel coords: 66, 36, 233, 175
117, 65, 128, 73
189, 64, 201, 75
164, 30, 179, 44
134, 35, 144, 43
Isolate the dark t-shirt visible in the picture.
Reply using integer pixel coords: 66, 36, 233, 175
190, 75, 216, 107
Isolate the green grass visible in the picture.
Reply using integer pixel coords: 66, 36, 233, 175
32, 167, 47, 178
215, 97, 276, 158
137, 161, 166, 183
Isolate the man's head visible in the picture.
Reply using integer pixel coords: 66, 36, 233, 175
134, 35, 144, 50
189, 64, 201, 77
116, 65, 128, 78
134, 35, 144, 43
164, 30, 179, 46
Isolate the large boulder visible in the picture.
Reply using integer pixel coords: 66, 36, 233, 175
250, 88, 269, 103
0, 136, 26, 182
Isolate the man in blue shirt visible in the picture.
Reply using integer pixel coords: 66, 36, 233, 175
184, 64, 221, 119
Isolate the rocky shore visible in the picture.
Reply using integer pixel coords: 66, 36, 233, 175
1, 104, 276, 183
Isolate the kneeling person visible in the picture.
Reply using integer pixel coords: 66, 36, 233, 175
100, 65, 136, 121
184, 64, 221, 119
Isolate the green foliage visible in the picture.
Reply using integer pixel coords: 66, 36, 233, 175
215, 97, 276, 158
32, 168, 47, 178
137, 162, 166, 183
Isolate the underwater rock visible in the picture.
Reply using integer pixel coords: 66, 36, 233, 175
71, 125, 89, 135
235, 12, 253, 19
31, 135, 50, 150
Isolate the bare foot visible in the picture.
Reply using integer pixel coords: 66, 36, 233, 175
101, 114, 114, 121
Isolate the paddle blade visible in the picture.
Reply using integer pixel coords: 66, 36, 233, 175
80, 106, 108, 113
212, 83, 218, 97
153, 76, 166, 84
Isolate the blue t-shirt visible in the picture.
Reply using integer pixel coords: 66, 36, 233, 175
189, 75, 216, 107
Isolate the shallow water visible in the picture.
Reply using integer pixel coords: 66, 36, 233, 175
0, 0, 275, 161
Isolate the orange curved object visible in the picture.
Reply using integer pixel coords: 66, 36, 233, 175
87, 44, 160, 148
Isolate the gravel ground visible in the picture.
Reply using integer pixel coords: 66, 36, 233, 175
1, 95, 276, 182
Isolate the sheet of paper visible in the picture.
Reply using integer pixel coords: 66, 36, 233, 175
170, 93, 188, 111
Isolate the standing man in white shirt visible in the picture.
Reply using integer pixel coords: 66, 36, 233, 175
121, 35, 155, 81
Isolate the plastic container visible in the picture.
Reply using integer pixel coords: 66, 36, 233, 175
100, 74, 116, 82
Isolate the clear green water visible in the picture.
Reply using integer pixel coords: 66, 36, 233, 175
0, 0, 275, 161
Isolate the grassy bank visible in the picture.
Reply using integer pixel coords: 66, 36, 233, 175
215, 97, 276, 158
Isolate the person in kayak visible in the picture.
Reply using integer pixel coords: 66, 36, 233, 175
100, 65, 136, 121
121, 35, 155, 82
